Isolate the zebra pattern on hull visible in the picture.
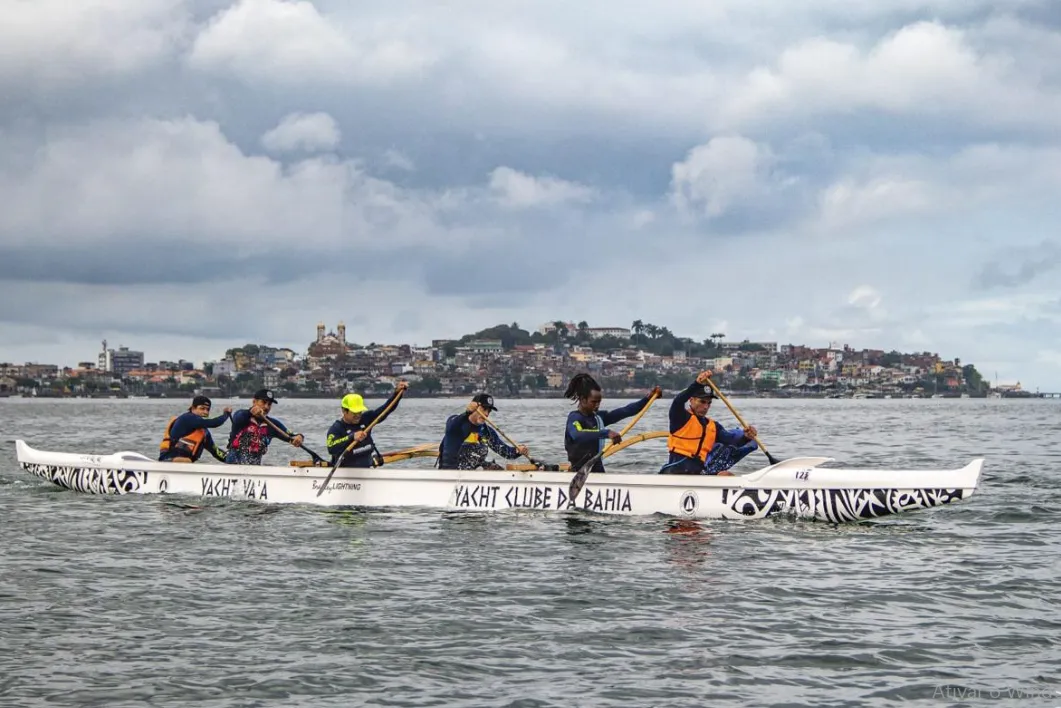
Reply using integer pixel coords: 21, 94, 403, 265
19, 463, 148, 495
722, 487, 966, 523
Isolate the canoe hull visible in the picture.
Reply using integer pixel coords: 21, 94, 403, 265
14, 440, 983, 523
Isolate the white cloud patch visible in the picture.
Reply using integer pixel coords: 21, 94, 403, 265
848, 286, 883, 310
488, 166, 596, 209
261, 112, 341, 153
0, 116, 455, 254
669, 136, 779, 218
716, 20, 1060, 131
187, 0, 433, 85
0, 0, 189, 90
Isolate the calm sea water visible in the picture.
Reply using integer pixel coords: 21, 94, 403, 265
1, 397, 1059, 708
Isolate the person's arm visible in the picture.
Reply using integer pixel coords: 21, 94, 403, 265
184, 410, 231, 430
483, 425, 521, 459
326, 421, 352, 457
204, 431, 227, 462
566, 411, 610, 443
668, 381, 701, 432
364, 389, 402, 427
714, 423, 752, 447
266, 416, 292, 439
599, 395, 650, 426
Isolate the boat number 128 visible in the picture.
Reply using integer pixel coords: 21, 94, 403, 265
794, 469, 810, 481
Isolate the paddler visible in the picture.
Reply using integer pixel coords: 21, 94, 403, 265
326, 380, 408, 467
563, 373, 661, 473
224, 388, 304, 465
659, 371, 758, 476
437, 393, 529, 470
158, 395, 232, 463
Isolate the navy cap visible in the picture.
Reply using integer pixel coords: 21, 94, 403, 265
689, 383, 715, 399
253, 388, 279, 404
472, 392, 497, 411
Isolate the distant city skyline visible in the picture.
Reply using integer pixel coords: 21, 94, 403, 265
1, 318, 1044, 391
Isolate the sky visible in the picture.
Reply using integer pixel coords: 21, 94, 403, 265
1, 0, 1060, 390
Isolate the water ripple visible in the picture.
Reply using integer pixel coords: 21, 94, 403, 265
2, 398, 1060, 707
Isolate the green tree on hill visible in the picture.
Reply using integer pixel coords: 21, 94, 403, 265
881, 350, 903, 367
458, 323, 533, 350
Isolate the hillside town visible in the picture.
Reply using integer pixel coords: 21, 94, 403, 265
0, 321, 1046, 400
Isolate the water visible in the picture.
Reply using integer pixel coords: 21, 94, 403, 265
1, 397, 1059, 707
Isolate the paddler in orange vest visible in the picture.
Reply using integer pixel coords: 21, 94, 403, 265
660, 371, 757, 476
159, 395, 232, 463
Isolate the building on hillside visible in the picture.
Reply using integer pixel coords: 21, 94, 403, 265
538, 321, 578, 336
460, 340, 504, 354
587, 327, 631, 339
308, 321, 348, 358
97, 341, 145, 376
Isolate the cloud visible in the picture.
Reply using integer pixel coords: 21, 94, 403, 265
187, 0, 434, 85
0, 0, 190, 91
847, 286, 883, 310
261, 112, 341, 153
0, 116, 456, 269
382, 149, 416, 172
670, 136, 778, 218
3, 1, 1061, 392
974, 241, 1061, 289
488, 166, 596, 208
715, 20, 1061, 134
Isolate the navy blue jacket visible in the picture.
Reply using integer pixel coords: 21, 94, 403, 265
564, 395, 652, 473
438, 412, 520, 470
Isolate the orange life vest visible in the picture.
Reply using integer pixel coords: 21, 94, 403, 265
159, 416, 208, 459
667, 414, 716, 462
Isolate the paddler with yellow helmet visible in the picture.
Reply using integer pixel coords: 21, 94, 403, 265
326, 380, 408, 467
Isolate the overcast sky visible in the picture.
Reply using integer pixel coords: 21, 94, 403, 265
2, 0, 1060, 389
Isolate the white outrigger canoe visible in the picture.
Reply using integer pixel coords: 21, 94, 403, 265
14, 439, 983, 523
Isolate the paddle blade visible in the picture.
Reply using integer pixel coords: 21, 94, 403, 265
568, 467, 589, 504
316, 464, 339, 497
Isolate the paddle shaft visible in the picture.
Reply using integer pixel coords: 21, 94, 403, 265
568, 391, 661, 502
259, 415, 325, 464
581, 391, 660, 472
316, 388, 405, 497
704, 378, 779, 465
475, 406, 544, 467
506, 430, 670, 471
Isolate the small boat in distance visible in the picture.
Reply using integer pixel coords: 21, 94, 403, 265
14, 440, 984, 524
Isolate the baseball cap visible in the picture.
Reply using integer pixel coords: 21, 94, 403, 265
341, 393, 369, 413
472, 392, 497, 412
191, 395, 212, 409
689, 383, 715, 399
253, 388, 279, 404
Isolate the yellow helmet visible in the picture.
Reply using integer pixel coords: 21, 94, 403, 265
341, 393, 368, 413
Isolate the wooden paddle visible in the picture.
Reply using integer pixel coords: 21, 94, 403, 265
379, 442, 439, 464
703, 377, 780, 465
316, 388, 405, 497
259, 415, 326, 465
505, 430, 670, 471
476, 407, 559, 470
567, 390, 661, 501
